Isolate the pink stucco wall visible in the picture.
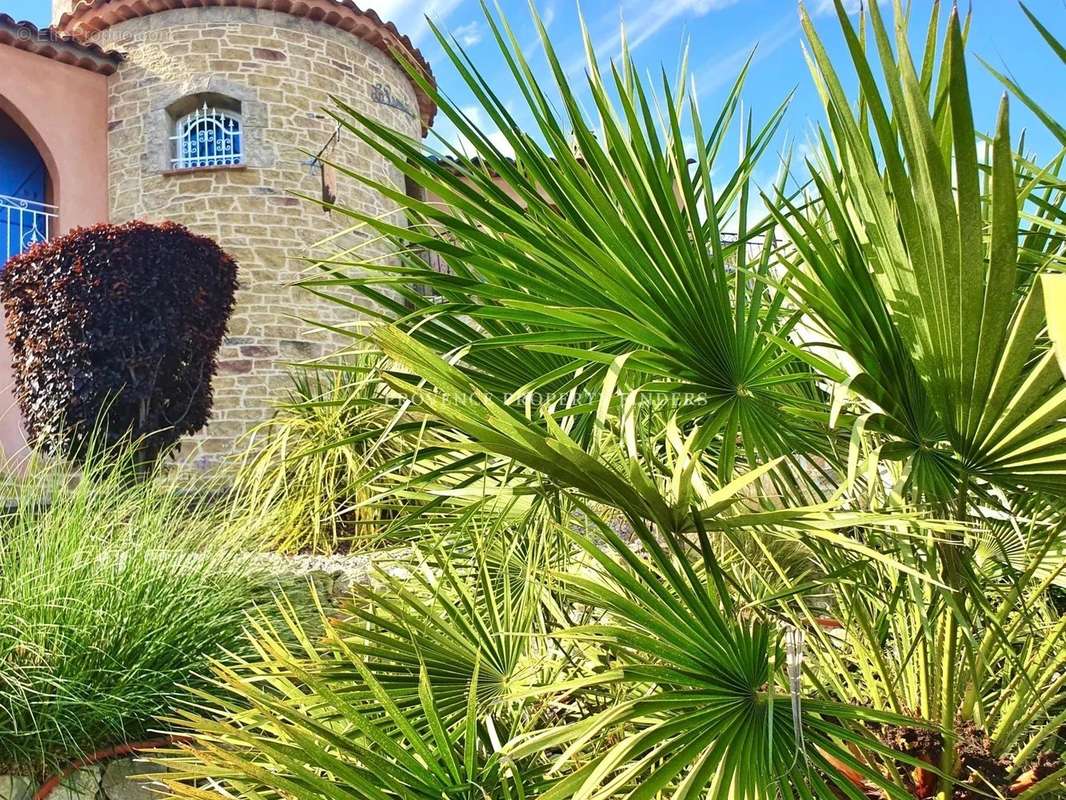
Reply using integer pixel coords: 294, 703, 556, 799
0, 46, 111, 463
0, 46, 110, 231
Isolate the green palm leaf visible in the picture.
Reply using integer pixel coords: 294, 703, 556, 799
772, 0, 1066, 507
318, 531, 551, 726
507, 512, 932, 800
305, 1, 836, 486
159, 602, 564, 800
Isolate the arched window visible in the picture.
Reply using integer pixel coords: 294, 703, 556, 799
171, 103, 243, 170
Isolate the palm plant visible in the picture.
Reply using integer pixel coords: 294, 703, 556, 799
158, 531, 590, 800
155, 2, 1065, 800
306, 5, 839, 492
364, 0, 1064, 791
160, 626, 555, 800
763, 1, 1066, 795
764, 520, 1066, 799
320, 529, 557, 723
505, 511, 929, 800
771, 0, 1066, 510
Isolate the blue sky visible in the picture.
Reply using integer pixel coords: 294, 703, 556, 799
6, 0, 1062, 172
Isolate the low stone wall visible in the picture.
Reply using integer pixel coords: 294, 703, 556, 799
257, 550, 377, 606
1, 759, 164, 800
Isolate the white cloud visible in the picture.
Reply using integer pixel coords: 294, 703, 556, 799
600, 0, 743, 60
451, 20, 483, 47
445, 104, 484, 155
693, 15, 799, 98
487, 130, 517, 158
519, 0, 557, 61
542, 2, 558, 30
365, 0, 463, 44
564, 0, 749, 77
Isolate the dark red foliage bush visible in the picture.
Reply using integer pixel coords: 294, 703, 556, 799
1, 221, 238, 463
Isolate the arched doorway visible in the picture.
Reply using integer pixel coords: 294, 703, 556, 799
0, 108, 55, 264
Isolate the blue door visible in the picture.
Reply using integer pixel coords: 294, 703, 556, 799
0, 112, 49, 263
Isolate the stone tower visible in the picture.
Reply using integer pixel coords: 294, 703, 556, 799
51, 0, 434, 466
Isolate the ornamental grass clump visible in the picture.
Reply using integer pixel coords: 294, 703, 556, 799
0, 447, 273, 778
0, 221, 238, 467
233, 352, 411, 554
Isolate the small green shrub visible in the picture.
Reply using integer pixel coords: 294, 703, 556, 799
0, 449, 273, 777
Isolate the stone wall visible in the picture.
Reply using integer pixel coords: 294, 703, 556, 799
1, 760, 164, 800
98, 7, 423, 466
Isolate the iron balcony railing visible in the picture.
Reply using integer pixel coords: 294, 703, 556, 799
1, 194, 56, 263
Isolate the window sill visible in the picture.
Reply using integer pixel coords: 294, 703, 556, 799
161, 164, 248, 177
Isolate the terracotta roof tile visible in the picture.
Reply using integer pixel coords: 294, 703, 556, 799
56, 0, 436, 133
0, 13, 123, 74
